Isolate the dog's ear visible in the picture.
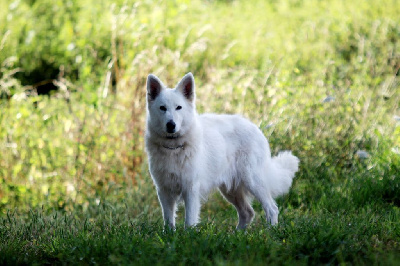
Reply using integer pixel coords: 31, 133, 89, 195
176, 72, 195, 102
147, 74, 163, 101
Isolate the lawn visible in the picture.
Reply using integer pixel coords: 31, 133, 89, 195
0, 0, 399, 264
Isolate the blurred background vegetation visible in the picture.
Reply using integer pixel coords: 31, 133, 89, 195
0, 0, 399, 221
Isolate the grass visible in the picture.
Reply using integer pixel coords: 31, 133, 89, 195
0, 0, 400, 264
1, 204, 399, 264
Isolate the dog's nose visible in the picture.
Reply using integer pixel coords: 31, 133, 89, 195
166, 120, 176, 133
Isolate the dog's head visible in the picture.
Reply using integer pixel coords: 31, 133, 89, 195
146, 73, 196, 139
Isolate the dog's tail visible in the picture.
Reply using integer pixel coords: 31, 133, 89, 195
268, 151, 299, 198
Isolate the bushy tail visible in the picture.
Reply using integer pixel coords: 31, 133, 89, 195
268, 151, 299, 198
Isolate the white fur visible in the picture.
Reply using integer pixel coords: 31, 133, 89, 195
145, 73, 299, 229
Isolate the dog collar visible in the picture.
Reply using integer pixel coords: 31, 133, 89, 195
162, 144, 185, 150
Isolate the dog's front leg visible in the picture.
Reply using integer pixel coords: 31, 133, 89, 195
157, 189, 178, 228
183, 188, 201, 227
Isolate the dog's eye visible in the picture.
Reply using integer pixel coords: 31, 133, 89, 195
160, 106, 167, 111
176, 106, 182, 110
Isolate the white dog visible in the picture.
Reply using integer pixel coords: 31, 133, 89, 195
145, 73, 299, 229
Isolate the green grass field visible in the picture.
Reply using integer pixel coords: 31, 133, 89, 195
1, 0, 399, 264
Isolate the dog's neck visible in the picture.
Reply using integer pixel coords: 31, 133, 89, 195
162, 143, 185, 150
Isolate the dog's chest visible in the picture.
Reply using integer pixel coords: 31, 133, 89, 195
159, 172, 182, 194
150, 152, 193, 193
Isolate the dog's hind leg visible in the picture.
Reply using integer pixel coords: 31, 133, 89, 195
245, 180, 279, 225
219, 184, 255, 230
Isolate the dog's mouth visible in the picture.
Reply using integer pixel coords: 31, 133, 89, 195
165, 134, 180, 139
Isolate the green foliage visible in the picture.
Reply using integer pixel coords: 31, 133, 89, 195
0, 0, 400, 264
1, 207, 399, 265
